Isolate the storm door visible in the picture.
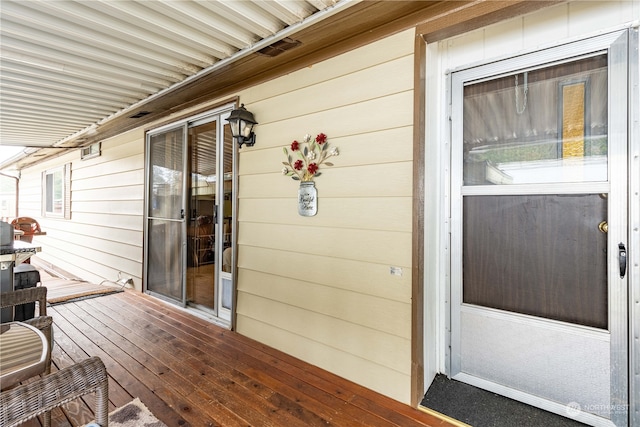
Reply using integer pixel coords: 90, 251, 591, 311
145, 126, 186, 304
145, 106, 236, 325
449, 31, 629, 426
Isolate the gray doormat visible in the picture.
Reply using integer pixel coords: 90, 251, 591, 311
420, 374, 589, 427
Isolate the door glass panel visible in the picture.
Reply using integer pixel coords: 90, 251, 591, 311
187, 121, 217, 310
220, 121, 234, 311
462, 54, 611, 329
147, 128, 184, 301
463, 194, 608, 329
463, 54, 608, 185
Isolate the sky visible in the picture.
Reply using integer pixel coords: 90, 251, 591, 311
0, 145, 25, 165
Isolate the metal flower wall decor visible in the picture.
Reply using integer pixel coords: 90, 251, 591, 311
281, 133, 339, 182
281, 133, 339, 216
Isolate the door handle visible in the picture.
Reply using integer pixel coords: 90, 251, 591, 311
180, 209, 185, 219
598, 221, 608, 233
619, 243, 627, 278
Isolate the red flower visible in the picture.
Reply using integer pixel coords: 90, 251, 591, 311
294, 160, 304, 170
291, 140, 300, 151
315, 133, 327, 144
307, 163, 318, 175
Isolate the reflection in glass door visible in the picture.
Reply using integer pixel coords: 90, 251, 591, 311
145, 107, 236, 325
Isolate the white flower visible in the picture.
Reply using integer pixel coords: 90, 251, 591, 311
329, 147, 339, 156
306, 151, 316, 161
282, 167, 289, 175
303, 134, 312, 143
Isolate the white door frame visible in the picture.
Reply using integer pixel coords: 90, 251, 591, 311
626, 26, 640, 427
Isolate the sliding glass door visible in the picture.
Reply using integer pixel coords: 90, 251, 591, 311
145, 106, 236, 324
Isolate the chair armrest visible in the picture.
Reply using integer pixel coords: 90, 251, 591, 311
22, 316, 52, 331
0, 287, 47, 317
23, 315, 54, 355
0, 356, 109, 427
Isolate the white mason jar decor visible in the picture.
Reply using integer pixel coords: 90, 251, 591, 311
298, 181, 317, 216
281, 132, 339, 217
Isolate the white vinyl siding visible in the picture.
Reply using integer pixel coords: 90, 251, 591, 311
440, 1, 639, 70
234, 29, 416, 403
21, 130, 145, 287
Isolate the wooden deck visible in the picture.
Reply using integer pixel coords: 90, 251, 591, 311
19, 288, 454, 427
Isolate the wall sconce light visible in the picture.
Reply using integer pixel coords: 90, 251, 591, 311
226, 104, 258, 148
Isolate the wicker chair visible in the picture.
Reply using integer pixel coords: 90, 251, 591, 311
0, 356, 109, 427
0, 286, 53, 375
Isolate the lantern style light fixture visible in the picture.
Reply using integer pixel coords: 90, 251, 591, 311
226, 104, 258, 148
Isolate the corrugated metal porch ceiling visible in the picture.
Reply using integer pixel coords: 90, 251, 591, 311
0, 0, 353, 151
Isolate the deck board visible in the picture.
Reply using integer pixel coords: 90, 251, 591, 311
29, 287, 453, 426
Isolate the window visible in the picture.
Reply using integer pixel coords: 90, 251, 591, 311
43, 164, 71, 218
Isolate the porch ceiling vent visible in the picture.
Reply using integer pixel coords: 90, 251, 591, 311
256, 38, 302, 57
80, 142, 101, 160
129, 111, 152, 119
